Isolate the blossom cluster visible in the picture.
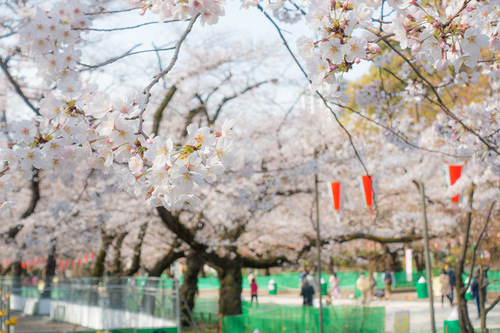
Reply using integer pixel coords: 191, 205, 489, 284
297, 0, 378, 98
298, 0, 499, 96
131, 0, 226, 26
0, 2, 236, 214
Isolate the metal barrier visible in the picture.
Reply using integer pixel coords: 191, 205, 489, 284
0, 277, 180, 330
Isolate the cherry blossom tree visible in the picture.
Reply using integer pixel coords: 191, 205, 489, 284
1, 0, 499, 328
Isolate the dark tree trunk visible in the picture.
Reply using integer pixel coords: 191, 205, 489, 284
180, 252, 204, 327
413, 247, 425, 272
383, 245, 402, 272
42, 245, 57, 298
149, 248, 184, 277
217, 258, 243, 316
13, 260, 22, 277
111, 232, 128, 275
457, 187, 475, 333
123, 222, 148, 276
92, 231, 114, 278
92, 247, 108, 277
21, 171, 40, 218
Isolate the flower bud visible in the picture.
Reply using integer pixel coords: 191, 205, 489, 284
367, 43, 380, 54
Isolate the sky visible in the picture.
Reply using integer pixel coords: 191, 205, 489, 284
2, 0, 372, 121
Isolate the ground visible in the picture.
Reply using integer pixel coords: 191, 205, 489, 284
12, 310, 90, 333
11, 290, 500, 333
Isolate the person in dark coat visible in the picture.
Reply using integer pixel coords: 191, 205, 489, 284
300, 279, 315, 306
445, 265, 456, 304
471, 270, 488, 318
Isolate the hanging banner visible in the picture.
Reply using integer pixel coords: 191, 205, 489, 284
329, 181, 344, 222
444, 163, 465, 203
329, 181, 342, 211
359, 174, 377, 217
405, 249, 413, 282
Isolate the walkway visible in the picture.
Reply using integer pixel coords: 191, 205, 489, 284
235, 293, 500, 332
11, 310, 91, 333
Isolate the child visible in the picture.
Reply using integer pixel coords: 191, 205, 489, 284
251, 278, 258, 303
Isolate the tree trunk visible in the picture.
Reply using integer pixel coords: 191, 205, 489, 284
217, 258, 243, 316
111, 232, 128, 275
123, 222, 148, 276
457, 187, 475, 333
42, 245, 57, 298
180, 252, 204, 327
149, 248, 184, 277
92, 231, 114, 278
413, 247, 425, 272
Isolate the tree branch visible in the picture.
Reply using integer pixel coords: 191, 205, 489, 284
0, 58, 40, 115
139, 15, 199, 139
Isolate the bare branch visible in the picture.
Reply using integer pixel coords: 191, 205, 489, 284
139, 15, 199, 139
79, 45, 176, 70
0, 58, 40, 115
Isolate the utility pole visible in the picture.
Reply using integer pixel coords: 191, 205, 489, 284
314, 155, 324, 333
418, 180, 436, 333
174, 261, 182, 333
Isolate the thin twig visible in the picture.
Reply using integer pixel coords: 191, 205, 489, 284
138, 15, 199, 139
79, 45, 176, 70
333, 102, 463, 158
0, 58, 40, 115
75, 20, 182, 32
464, 202, 495, 293
383, 40, 499, 155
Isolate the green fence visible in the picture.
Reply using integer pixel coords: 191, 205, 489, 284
222, 303, 385, 333
14, 269, 500, 300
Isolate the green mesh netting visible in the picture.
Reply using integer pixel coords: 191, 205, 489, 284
221, 304, 385, 333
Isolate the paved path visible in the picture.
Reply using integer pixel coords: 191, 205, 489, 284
11, 310, 91, 333
235, 294, 500, 332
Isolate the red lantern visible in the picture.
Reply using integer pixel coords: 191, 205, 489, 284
90, 251, 95, 260
84, 254, 88, 265
71, 260, 75, 269
59, 261, 63, 271
445, 163, 465, 203
359, 175, 377, 217
65, 261, 69, 270
38, 257, 41, 264
329, 181, 342, 212
78, 258, 82, 267
21, 262, 26, 269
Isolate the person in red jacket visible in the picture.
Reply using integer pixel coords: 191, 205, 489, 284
251, 278, 258, 304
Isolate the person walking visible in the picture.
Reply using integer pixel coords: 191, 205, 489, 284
445, 265, 456, 304
471, 270, 488, 319
329, 272, 341, 301
300, 279, 315, 306
356, 273, 370, 305
250, 278, 258, 304
439, 269, 453, 307
383, 270, 393, 300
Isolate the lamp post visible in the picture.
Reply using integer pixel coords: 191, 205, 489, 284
314, 151, 324, 333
